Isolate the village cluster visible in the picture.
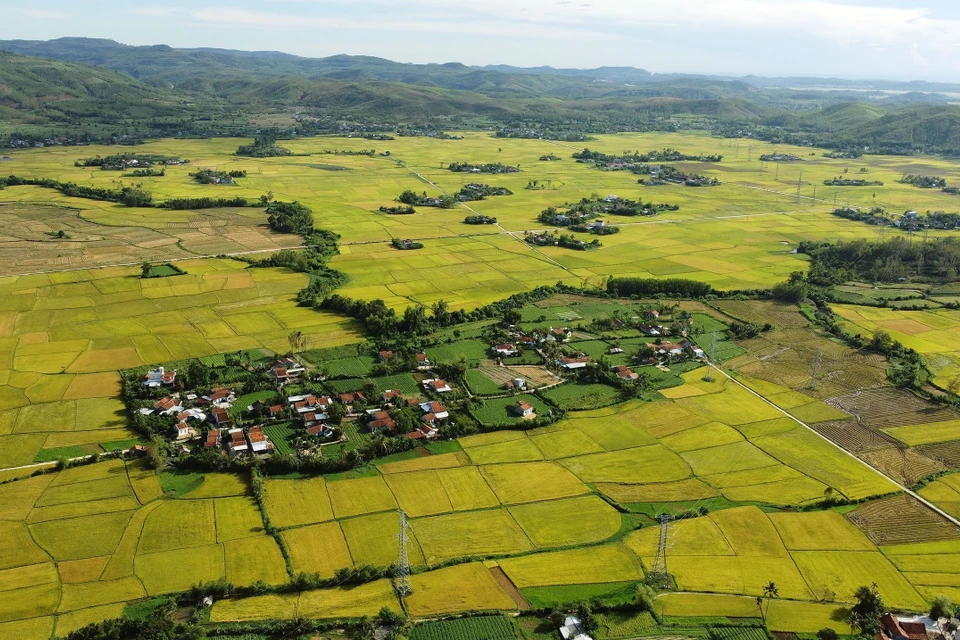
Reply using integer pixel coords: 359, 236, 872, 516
132, 307, 709, 457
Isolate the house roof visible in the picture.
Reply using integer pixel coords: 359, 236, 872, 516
404, 430, 425, 440
339, 392, 366, 403
306, 424, 329, 436
248, 426, 267, 443
154, 397, 178, 411
213, 408, 230, 423
382, 390, 402, 400
518, 400, 533, 411
495, 343, 516, 351
379, 350, 395, 359
369, 418, 395, 431
268, 404, 285, 415
416, 352, 429, 362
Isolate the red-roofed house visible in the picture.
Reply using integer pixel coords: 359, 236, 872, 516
423, 379, 452, 393
212, 407, 231, 428
511, 400, 536, 418
418, 401, 448, 420
205, 429, 222, 450
153, 396, 183, 416
416, 352, 430, 368
227, 428, 247, 455
613, 365, 639, 381
143, 366, 177, 388
382, 390, 403, 404
378, 350, 395, 361
247, 426, 273, 454
493, 343, 518, 356
558, 356, 591, 370
368, 410, 396, 433
268, 358, 305, 384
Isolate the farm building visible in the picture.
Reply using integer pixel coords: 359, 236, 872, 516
227, 428, 248, 455
143, 366, 176, 388
204, 429, 222, 450
211, 407, 232, 428
382, 389, 403, 404
419, 401, 449, 420
306, 423, 333, 438
493, 343, 518, 356
613, 365, 639, 381
247, 426, 273, 454
559, 356, 591, 370
512, 400, 536, 418
423, 379, 452, 393
268, 357, 305, 383
416, 352, 431, 367
560, 615, 593, 640
153, 396, 183, 416
506, 377, 527, 390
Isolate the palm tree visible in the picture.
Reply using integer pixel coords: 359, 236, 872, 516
758, 582, 779, 623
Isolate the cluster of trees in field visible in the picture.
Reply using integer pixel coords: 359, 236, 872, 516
74, 153, 186, 170
495, 127, 593, 142
539, 196, 678, 227
759, 153, 803, 162
397, 190, 457, 208
455, 183, 512, 201
448, 162, 520, 174
824, 177, 884, 186
160, 196, 259, 209
379, 204, 416, 214
524, 230, 601, 250
392, 238, 423, 250
191, 168, 246, 184
0, 174, 152, 206
235, 134, 292, 157
574, 148, 723, 164
606, 277, 714, 298
800, 236, 960, 283
899, 174, 947, 189
464, 215, 497, 224
638, 165, 720, 187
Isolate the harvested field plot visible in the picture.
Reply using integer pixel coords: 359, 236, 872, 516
848, 495, 960, 546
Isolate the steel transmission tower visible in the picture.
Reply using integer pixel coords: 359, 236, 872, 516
395, 510, 412, 596
648, 514, 673, 589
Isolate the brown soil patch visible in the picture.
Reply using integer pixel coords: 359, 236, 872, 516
809, 419, 899, 454
917, 440, 960, 468
489, 566, 528, 610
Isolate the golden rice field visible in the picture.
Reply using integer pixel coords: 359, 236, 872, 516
4, 131, 960, 633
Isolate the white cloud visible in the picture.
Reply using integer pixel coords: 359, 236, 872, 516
128, 7, 181, 17
189, 7, 610, 40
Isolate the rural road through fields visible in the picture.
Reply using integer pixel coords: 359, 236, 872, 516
708, 361, 960, 529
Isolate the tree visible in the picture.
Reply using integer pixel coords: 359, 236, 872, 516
931, 595, 954, 620
871, 330, 894, 353
757, 582, 779, 622
266, 201, 313, 234
141, 262, 152, 278
850, 583, 884, 637
122, 187, 152, 207
287, 330, 307, 353
816, 629, 838, 640
328, 403, 345, 426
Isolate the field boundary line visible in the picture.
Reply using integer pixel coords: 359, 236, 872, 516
708, 362, 960, 529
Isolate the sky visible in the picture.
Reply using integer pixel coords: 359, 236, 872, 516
6, 0, 960, 80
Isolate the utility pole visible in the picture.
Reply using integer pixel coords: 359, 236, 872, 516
394, 510, 412, 597
809, 347, 822, 391
703, 331, 717, 383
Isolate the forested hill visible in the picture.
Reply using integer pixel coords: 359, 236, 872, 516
0, 51, 206, 125
4, 38, 960, 155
